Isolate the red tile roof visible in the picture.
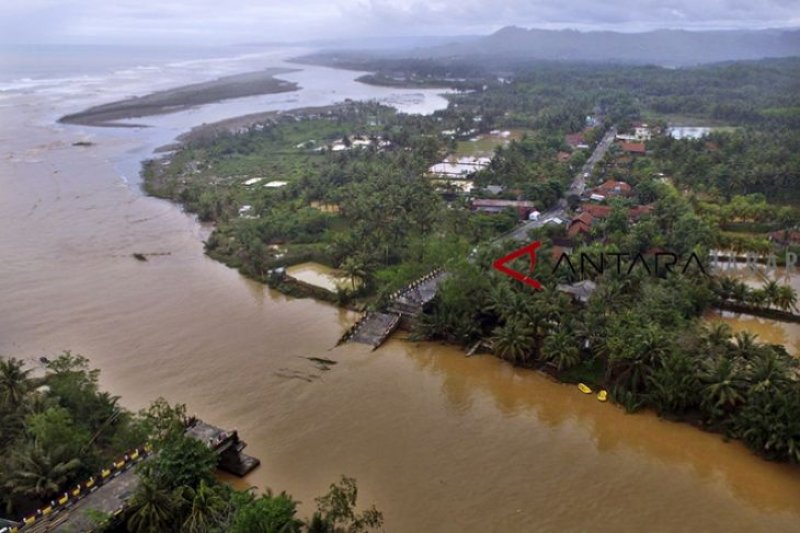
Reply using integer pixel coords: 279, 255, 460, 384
769, 229, 800, 244
580, 203, 654, 221
566, 133, 585, 147
595, 180, 632, 194
620, 141, 646, 154
629, 204, 655, 220
580, 204, 612, 218
567, 212, 594, 238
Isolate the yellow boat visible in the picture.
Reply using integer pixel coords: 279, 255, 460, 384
597, 390, 608, 402
86, 477, 96, 489
577, 383, 592, 394
72, 486, 81, 497
101, 469, 111, 479
58, 493, 69, 505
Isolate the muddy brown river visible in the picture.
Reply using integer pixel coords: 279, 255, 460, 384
1, 58, 800, 532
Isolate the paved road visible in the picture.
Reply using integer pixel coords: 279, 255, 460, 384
494, 126, 617, 243
568, 126, 617, 197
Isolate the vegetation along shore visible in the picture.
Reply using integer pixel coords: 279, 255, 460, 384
130, 57, 800, 465
0, 353, 383, 532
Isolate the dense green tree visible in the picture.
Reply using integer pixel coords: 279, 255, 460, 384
2, 441, 81, 503
140, 435, 218, 492
490, 320, 535, 366
229, 489, 303, 533
308, 476, 384, 533
0, 357, 31, 410
541, 329, 581, 372
178, 480, 231, 533
126, 477, 179, 533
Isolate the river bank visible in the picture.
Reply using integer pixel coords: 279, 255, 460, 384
129, 70, 800, 470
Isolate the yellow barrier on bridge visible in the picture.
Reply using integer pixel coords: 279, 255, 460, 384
14, 446, 153, 530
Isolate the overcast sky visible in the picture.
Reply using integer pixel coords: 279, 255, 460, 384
1, 0, 799, 45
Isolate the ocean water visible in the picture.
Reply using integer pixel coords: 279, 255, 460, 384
0, 43, 451, 186
0, 43, 250, 85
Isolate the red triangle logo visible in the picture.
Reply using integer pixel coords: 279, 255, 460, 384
492, 241, 543, 290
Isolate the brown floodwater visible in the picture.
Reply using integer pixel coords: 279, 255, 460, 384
286, 262, 356, 292
2, 69, 800, 532
706, 266, 800, 355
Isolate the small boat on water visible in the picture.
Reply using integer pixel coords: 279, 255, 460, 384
597, 390, 608, 402
577, 383, 592, 394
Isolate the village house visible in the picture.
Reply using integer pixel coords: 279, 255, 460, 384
471, 199, 537, 219
769, 229, 800, 246
556, 280, 598, 303
593, 179, 632, 198
616, 122, 652, 142
629, 204, 655, 221
550, 237, 575, 262
619, 141, 647, 155
578, 203, 654, 221
567, 211, 594, 238
565, 133, 589, 150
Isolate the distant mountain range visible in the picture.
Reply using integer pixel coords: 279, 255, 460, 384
409, 26, 800, 66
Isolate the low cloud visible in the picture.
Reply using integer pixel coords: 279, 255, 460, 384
1, 0, 798, 44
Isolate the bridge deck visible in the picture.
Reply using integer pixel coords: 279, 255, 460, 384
349, 312, 400, 348
341, 269, 448, 349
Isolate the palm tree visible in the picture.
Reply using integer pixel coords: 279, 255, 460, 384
733, 331, 761, 360
746, 350, 790, 395
489, 319, 535, 366
646, 352, 700, 414
774, 285, 798, 313
607, 350, 652, 400
338, 256, 366, 291
700, 357, 746, 416
732, 281, 750, 304
762, 280, 781, 309
541, 330, 581, 372
747, 289, 767, 308
701, 321, 733, 350
2, 442, 80, 503
127, 477, 178, 533
0, 357, 31, 410
716, 277, 737, 300
179, 480, 229, 533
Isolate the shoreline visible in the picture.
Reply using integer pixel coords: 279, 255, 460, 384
58, 67, 302, 127
172, 103, 349, 146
